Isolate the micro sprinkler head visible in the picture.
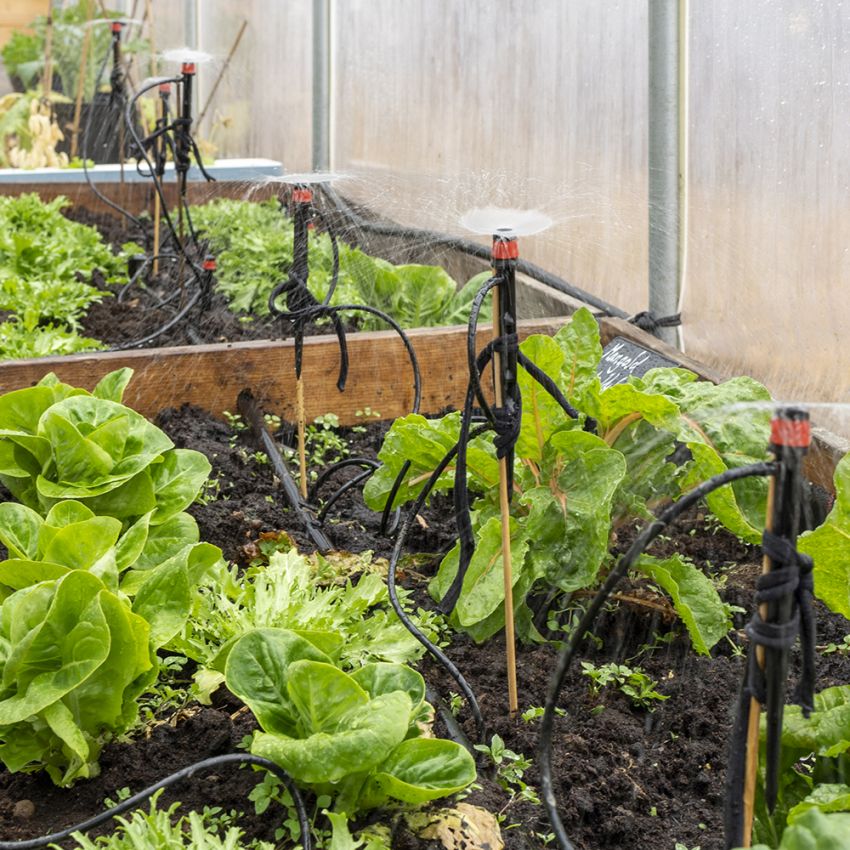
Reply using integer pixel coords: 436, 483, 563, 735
292, 186, 314, 205
769, 407, 811, 451
181, 62, 197, 77
203, 255, 217, 273
158, 82, 171, 96
491, 231, 519, 266
111, 21, 123, 34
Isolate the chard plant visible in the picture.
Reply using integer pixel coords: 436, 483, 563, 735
190, 198, 491, 330
746, 684, 850, 849
365, 307, 774, 653
224, 628, 476, 845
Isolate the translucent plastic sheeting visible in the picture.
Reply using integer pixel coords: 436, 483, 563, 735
684, 0, 850, 427
331, 0, 649, 315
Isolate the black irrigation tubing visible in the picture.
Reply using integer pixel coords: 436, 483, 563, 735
81, 44, 145, 231
308, 456, 382, 502
317, 467, 375, 523
320, 185, 631, 320
0, 755, 312, 850
298, 303, 423, 415
386, 423, 491, 744
538, 461, 778, 850
110, 286, 202, 350
466, 274, 503, 423
124, 75, 206, 291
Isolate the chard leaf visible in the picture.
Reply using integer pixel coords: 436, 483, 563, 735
788, 784, 850, 822
637, 553, 731, 654
747, 809, 850, 850
523, 430, 626, 593
430, 515, 530, 630
780, 685, 850, 758
800, 453, 850, 619
363, 412, 497, 511
516, 334, 568, 461
359, 737, 477, 808
552, 306, 603, 415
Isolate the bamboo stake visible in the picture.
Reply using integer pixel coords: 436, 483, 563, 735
296, 375, 308, 499
492, 284, 519, 717
70, 0, 95, 160
197, 19, 248, 129
740, 477, 777, 847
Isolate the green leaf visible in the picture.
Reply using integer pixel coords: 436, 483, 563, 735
92, 369, 133, 403
637, 553, 732, 654
800, 454, 850, 619
516, 334, 568, 461
781, 686, 850, 758
147, 449, 212, 524
746, 808, 850, 850
552, 307, 603, 414
788, 784, 850, 822
287, 660, 370, 733
0, 502, 42, 559
251, 691, 411, 785
131, 557, 192, 648
364, 412, 497, 512
224, 628, 331, 736
349, 663, 426, 711
430, 514, 530, 636
359, 737, 477, 808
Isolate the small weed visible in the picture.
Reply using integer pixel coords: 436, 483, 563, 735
223, 410, 247, 447
474, 734, 540, 819
580, 661, 669, 710
448, 691, 465, 717
820, 634, 850, 655
521, 705, 565, 723
104, 785, 132, 809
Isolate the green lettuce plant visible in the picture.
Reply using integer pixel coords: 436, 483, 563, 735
0, 368, 211, 526
0, 193, 136, 358
365, 308, 772, 651
172, 545, 445, 702
225, 628, 476, 841
0, 569, 159, 785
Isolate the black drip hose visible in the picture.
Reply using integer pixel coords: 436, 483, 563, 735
538, 461, 778, 850
81, 45, 145, 231
0, 754, 312, 850
319, 185, 630, 320
386, 423, 491, 744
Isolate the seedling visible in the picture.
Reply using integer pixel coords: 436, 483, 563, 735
580, 661, 669, 710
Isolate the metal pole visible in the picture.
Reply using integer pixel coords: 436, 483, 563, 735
648, 0, 681, 347
312, 0, 331, 171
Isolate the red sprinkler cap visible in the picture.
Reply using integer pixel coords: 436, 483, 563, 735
292, 187, 313, 204
159, 82, 171, 94
182, 62, 196, 75
111, 22, 123, 33
203, 256, 217, 272
492, 236, 519, 261
770, 411, 811, 448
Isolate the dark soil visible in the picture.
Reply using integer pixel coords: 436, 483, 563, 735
1, 408, 849, 850
63, 205, 356, 350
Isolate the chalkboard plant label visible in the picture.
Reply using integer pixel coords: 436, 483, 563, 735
598, 336, 678, 389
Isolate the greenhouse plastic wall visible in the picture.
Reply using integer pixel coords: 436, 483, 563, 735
155, 0, 849, 420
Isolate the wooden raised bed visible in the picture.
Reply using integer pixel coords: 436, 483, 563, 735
0, 312, 845, 494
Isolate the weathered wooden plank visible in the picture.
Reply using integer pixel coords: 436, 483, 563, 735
0, 318, 570, 424
0, 312, 843, 494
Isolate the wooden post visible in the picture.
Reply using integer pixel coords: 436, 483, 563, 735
70, 0, 95, 160
296, 374, 308, 498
